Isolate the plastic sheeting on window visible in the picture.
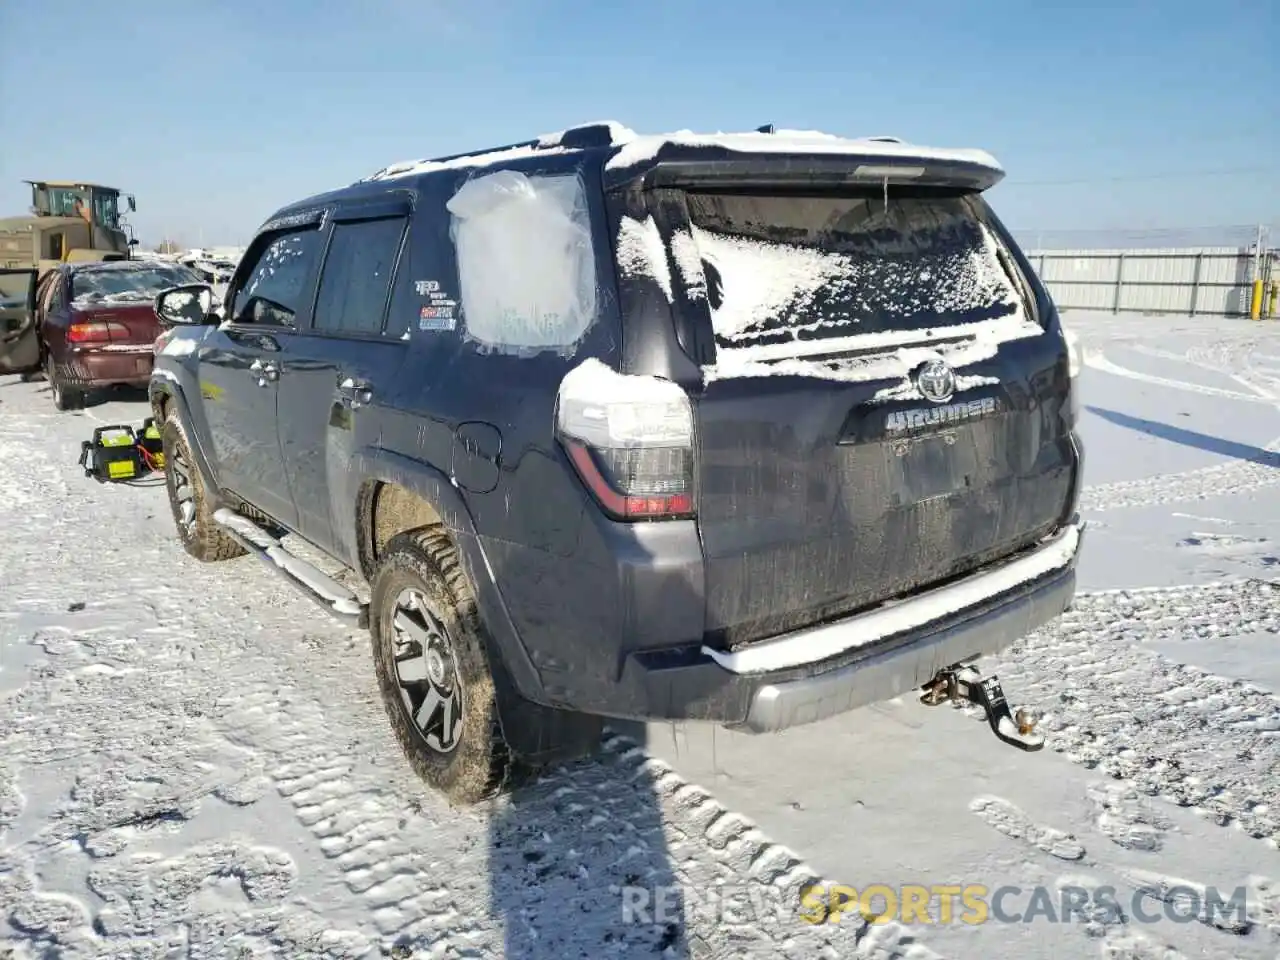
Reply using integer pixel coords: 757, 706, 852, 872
446, 171, 598, 354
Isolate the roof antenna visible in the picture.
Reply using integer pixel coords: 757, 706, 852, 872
756, 124, 775, 134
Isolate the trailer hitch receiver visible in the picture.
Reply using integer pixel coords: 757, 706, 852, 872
920, 664, 1044, 751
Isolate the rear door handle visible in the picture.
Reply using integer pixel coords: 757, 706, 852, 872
250, 358, 279, 386
338, 376, 374, 409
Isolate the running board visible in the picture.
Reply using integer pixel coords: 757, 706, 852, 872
212, 508, 368, 628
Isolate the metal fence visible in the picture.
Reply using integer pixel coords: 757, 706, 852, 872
1024, 245, 1276, 317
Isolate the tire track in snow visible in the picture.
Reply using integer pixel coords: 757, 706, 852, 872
0, 380, 935, 958
982, 581, 1280, 847
1079, 438, 1280, 513
966, 789, 1277, 955
1080, 336, 1280, 513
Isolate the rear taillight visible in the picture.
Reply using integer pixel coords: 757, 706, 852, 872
1062, 325, 1081, 379
1060, 319, 1081, 424
68, 321, 129, 343
555, 359, 695, 521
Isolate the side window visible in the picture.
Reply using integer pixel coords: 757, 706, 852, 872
228, 227, 323, 328
312, 217, 407, 336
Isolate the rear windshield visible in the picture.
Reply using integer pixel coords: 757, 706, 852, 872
70, 264, 202, 306
682, 191, 1028, 351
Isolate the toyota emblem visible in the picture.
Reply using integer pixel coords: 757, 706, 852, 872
916, 359, 957, 404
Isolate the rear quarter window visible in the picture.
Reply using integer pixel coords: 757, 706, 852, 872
447, 170, 597, 354
681, 191, 1029, 351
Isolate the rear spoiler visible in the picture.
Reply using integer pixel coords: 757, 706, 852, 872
604, 150, 1004, 194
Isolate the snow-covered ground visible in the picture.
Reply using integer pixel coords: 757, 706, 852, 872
1, 311, 1277, 959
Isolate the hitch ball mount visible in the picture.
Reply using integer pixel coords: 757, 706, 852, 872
920, 664, 1045, 752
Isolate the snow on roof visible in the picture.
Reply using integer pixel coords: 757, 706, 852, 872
359, 143, 570, 183
535, 120, 638, 148
606, 129, 1003, 173
359, 123, 1002, 184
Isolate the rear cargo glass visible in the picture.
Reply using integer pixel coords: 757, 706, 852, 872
681, 191, 1028, 351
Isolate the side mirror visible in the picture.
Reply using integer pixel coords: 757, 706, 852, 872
127, 195, 137, 212
155, 284, 218, 326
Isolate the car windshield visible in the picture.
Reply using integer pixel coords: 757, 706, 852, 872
71, 264, 202, 306
0, 272, 33, 310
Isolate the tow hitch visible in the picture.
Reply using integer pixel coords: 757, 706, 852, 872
920, 664, 1044, 752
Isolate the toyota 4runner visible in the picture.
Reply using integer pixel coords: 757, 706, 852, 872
147, 122, 1085, 804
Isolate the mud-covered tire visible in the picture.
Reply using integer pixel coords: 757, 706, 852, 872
161, 410, 245, 562
371, 528, 511, 805
46, 356, 83, 411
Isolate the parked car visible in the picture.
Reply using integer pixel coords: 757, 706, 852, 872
38, 260, 204, 409
148, 122, 1085, 805
178, 255, 237, 285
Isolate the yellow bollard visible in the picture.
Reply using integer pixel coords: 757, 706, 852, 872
1251, 279, 1265, 320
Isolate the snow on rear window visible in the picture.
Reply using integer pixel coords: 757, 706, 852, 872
614, 214, 672, 302
685, 192, 1027, 351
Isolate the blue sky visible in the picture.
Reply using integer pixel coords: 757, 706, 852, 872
2, 0, 1275, 248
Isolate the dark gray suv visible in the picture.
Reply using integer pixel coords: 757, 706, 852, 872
149, 122, 1085, 804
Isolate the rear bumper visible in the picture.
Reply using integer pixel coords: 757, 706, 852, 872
606, 519, 1084, 732
55, 348, 153, 387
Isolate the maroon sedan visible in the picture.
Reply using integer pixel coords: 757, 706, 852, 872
37, 260, 204, 410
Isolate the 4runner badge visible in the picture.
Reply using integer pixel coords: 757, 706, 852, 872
885, 396, 998, 437
915, 359, 956, 404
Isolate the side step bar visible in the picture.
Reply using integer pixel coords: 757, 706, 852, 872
212, 508, 368, 628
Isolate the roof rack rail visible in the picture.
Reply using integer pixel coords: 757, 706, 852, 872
756, 124, 776, 134
423, 138, 541, 165
866, 135, 904, 143
423, 121, 622, 166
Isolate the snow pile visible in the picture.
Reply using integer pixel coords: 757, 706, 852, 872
447, 171, 597, 353
614, 215, 672, 302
